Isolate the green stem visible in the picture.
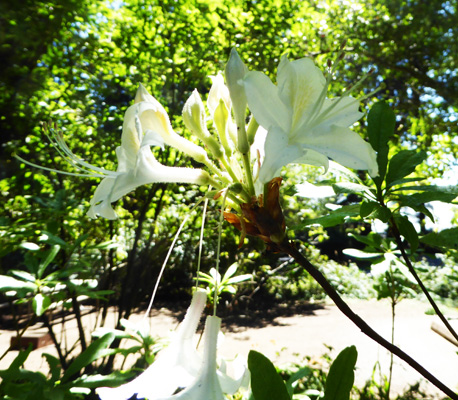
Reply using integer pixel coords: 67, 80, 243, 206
242, 152, 255, 197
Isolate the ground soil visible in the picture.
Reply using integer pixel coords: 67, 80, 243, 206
1, 298, 457, 398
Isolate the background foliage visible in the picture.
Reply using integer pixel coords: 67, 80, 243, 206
0, 1, 457, 397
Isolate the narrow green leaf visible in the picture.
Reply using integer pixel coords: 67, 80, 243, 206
37, 245, 61, 279
397, 191, 457, 207
286, 367, 312, 397
386, 150, 427, 188
370, 204, 392, 223
71, 371, 136, 389
43, 353, 61, 383
323, 346, 358, 400
332, 182, 372, 196
293, 205, 361, 229
61, 333, 115, 383
248, 350, 290, 400
394, 216, 419, 252
420, 228, 458, 250
367, 101, 395, 184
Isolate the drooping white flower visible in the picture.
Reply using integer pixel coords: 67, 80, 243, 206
96, 290, 248, 400
87, 85, 211, 219
97, 289, 207, 400
243, 55, 378, 184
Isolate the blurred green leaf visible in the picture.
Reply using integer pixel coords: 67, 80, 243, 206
323, 346, 357, 400
248, 350, 290, 400
386, 150, 427, 189
367, 101, 395, 186
61, 333, 115, 383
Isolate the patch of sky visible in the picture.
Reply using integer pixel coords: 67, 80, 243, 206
108, 0, 124, 10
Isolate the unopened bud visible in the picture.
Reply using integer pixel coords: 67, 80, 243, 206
182, 89, 210, 141
225, 48, 249, 148
229, 182, 243, 194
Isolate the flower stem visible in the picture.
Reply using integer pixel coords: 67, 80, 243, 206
276, 239, 458, 400
242, 152, 256, 197
214, 189, 229, 316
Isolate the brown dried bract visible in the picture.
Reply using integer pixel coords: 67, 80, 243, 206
224, 177, 286, 250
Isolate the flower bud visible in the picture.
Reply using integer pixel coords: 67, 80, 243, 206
183, 89, 211, 141
225, 49, 249, 153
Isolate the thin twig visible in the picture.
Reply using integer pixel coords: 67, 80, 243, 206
390, 218, 458, 344
277, 239, 458, 400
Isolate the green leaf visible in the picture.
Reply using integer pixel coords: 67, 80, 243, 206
397, 191, 458, 207
248, 350, 290, 400
293, 205, 361, 229
360, 201, 378, 218
32, 293, 51, 316
420, 228, 458, 250
332, 182, 372, 196
370, 204, 392, 223
367, 101, 395, 184
391, 185, 458, 194
394, 216, 418, 252
343, 248, 382, 259
61, 333, 115, 383
349, 232, 383, 249
71, 371, 136, 389
39, 231, 67, 246
37, 245, 61, 279
43, 353, 61, 383
323, 346, 357, 400
286, 367, 312, 397
0, 275, 37, 292
0, 346, 34, 384
385, 150, 427, 188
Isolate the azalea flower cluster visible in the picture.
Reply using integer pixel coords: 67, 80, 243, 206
18, 48, 379, 399
23, 48, 377, 221
97, 289, 248, 400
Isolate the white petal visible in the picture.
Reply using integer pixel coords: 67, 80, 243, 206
258, 126, 304, 183
304, 97, 363, 137
277, 56, 326, 131
130, 90, 208, 163
87, 147, 208, 219
135, 83, 156, 104
243, 71, 291, 132
217, 355, 250, 395
207, 73, 231, 117
163, 316, 225, 400
303, 125, 378, 175
97, 290, 207, 400
295, 148, 330, 172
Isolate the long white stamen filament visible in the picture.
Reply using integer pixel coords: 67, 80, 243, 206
143, 197, 206, 321
34, 126, 118, 178
213, 188, 229, 317
195, 196, 210, 289
14, 155, 110, 178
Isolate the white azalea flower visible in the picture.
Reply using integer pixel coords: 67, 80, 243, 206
87, 85, 212, 219
97, 290, 248, 400
97, 289, 207, 400
243, 55, 378, 184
